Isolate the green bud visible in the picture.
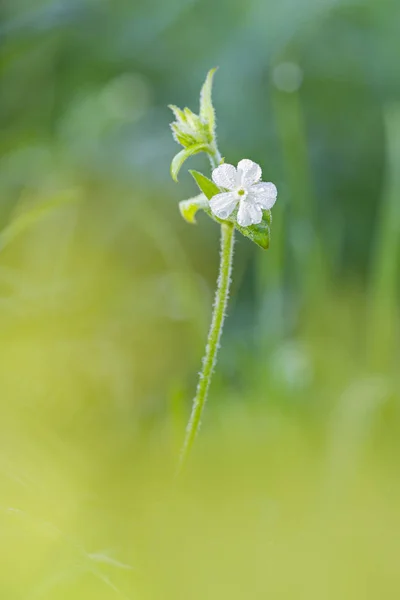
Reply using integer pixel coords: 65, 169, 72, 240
169, 69, 219, 181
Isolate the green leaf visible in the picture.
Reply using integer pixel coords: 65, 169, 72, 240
207, 209, 271, 250
212, 211, 271, 250
179, 194, 208, 224
189, 170, 219, 199
234, 216, 271, 250
199, 68, 217, 135
170, 144, 209, 182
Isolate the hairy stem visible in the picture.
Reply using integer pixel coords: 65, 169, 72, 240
177, 220, 235, 474
208, 142, 222, 169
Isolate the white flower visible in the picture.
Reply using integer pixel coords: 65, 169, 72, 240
209, 159, 277, 227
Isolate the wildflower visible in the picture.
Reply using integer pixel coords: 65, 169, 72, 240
210, 159, 277, 227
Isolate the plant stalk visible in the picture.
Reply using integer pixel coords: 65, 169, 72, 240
177, 219, 235, 474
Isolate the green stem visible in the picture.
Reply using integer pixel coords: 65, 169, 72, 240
177, 220, 235, 474
208, 142, 222, 170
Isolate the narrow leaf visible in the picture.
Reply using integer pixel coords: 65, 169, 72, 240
189, 170, 219, 200
202, 207, 270, 249
179, 194, 208, 224
199, 68, 217, 134
206, 210, 271, 249
170, 144, 208, 182
235, 217, 271, 250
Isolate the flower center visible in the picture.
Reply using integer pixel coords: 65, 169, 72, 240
237, 188, 247, 199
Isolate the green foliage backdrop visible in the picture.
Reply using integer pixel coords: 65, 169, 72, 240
0, 0, 400, 597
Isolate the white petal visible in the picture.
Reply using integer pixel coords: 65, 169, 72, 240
237, 200, 262, 227
237, 159, 262, 187
212, 163, 238, 190
209, 192, 238, 220
250, 182, 278, 209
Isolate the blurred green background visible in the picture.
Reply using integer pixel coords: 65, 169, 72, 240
1, 0, 400, 598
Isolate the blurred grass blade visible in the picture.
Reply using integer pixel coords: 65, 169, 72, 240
271, 66, 328, 300
367, 104, 400, 369
87, 551, 133, 570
